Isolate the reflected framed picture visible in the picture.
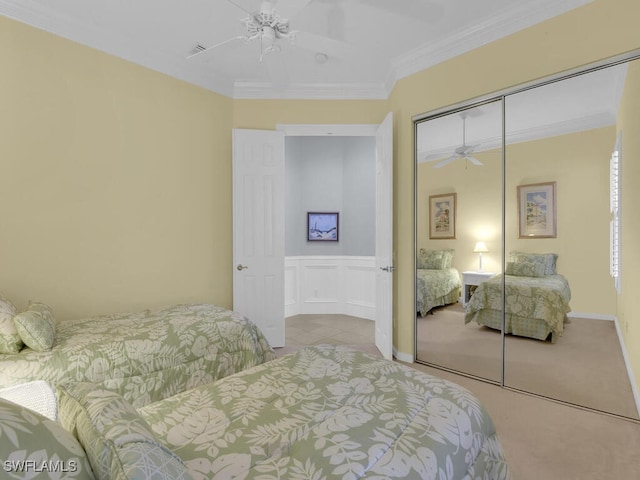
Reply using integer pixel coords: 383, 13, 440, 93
429, 193, 456, 239
518, 181, 557, 238
307, 212, 339, 241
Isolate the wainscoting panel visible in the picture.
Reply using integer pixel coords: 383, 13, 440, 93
285, 256, 376, 319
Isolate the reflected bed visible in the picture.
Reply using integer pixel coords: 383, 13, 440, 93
464, 252, 571, 342
416, 249, 461, 316
417, 267, 462, 316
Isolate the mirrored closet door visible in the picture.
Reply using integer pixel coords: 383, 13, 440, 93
503, 60, 639, 419
415, 100, 504, 384
415, 55, 640, 420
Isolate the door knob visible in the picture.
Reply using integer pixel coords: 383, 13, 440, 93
236, 264, 248, 271
380, 265, 396, 272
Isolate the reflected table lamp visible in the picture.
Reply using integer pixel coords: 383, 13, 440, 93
473, 242, 488, 272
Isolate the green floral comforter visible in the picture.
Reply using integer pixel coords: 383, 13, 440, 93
465, 274, 571, 337
417, 268, 461, 316
139, 345, 509, 479
0, 304, 275, 407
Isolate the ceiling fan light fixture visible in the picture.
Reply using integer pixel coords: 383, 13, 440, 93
261, 25, 277, 44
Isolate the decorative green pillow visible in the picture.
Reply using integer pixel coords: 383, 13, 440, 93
0, 295, 22, 354
13, 302, 56, 352
506, 261, 546, 277
57, 383, 193, 480
417, 249, 451, 270
0, 396, 95, 479
509, 251, 558, 275
441, 249, 455, 269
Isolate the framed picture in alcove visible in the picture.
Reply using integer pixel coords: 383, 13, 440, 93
429, 193, 456, 239
518, 181, 557, 238
307, 212, 339, 241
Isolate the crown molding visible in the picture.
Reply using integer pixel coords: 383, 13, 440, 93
276, 124, 378, 136
232, 81, 388, 100
386, 0, 595, 95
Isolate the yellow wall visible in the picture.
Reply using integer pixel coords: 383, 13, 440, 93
418, 128, 617, 316
0, 16, 234, 319
617, 59, 640, 392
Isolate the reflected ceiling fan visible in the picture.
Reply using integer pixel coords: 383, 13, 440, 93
430, 112, 483, 169
187, 0, 356, 87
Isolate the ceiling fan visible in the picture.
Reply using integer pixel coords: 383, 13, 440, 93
429, 112, 483, 169
187, 0, 356, 87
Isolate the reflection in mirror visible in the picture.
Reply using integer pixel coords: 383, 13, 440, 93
415, 101, 504, 383
414, 55, 640, 421
503, 60, 640, 419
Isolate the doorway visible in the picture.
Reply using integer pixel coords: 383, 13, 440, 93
232, 118, 394, 358
283, 134, 376, 316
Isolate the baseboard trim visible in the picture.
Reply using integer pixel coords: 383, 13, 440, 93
394, 349, 414, 363
567, 312, 615, 321
614, 317, 640, 418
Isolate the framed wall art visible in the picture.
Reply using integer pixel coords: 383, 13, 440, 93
517, 181, 557, 238
429, 193, 456, 239
307, 212, 339, 241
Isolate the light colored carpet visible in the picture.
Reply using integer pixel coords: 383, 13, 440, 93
417, 303, 639, 419
411, 363, 640, 480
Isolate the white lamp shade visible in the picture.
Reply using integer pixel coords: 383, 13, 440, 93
473, 241, 488, 253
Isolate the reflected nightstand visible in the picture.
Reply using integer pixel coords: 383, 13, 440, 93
462, 271, 496, 306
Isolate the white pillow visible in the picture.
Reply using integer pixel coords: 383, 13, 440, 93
0, 380, 57, 420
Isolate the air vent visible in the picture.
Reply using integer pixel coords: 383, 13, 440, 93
189, 44, 207, 56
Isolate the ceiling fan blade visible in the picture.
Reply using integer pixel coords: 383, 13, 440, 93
466, 156, 483, 166
293, 30, 357, 58
422, 151, 448, 162
433, 155, 457, 169
187, 36, 247, 59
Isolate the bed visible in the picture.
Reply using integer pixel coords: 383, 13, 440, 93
41, 344, 510, 480
417, 248, 462, 316
0, 302, 275, 408
464, 252, 571, 343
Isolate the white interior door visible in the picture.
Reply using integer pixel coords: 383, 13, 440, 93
375, 112, 394, 359
232, 129, 285, 347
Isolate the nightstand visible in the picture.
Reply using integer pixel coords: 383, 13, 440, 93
462, 271, 496, 306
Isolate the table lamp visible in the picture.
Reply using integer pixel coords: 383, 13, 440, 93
473, 241, 488, 272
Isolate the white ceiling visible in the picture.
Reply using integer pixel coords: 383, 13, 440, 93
0, 0, 593, 99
